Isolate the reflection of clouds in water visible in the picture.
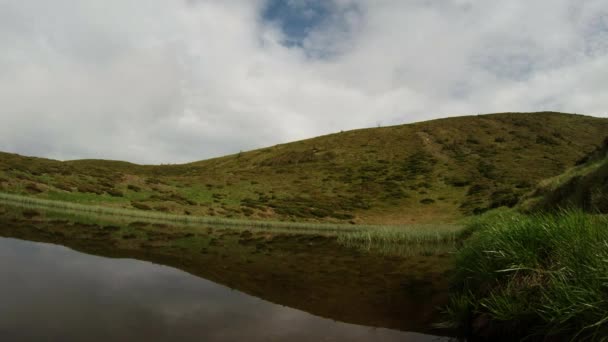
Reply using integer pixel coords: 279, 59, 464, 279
0, 238, 448, 342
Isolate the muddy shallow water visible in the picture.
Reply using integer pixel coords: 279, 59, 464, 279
0, 237, 451, 341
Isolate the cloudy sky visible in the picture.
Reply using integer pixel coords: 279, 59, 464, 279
1, 0, 607, 164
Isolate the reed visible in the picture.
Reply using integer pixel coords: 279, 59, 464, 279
337, 224, 463, 256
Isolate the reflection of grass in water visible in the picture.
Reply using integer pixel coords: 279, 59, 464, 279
337, 225, 464, 256
0, 203, 454, 334
29, 204, 343, 236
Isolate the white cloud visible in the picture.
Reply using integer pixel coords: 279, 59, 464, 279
0, 0, 607, 164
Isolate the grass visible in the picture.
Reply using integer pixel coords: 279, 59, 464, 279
519, 157, 608, 214
337, 224, 463, 256
536, 159, 605, 191
445, 210, 608, 341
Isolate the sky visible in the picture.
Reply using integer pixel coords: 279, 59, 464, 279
1, 0, 607, 164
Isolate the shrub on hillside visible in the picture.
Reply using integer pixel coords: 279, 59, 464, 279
535, 135, 559, 146
77, 184, 104, 195
127, 184, 141, 192
446, 176, 470, 187
106, 189, 124, 197
54, 183, 74, 192
131, 202, 152, 211
402, 151, 437, 177
488, 188, 520, 209
25, 183, 42, 194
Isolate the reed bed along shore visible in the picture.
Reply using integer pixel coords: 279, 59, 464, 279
337, 224, 463, 256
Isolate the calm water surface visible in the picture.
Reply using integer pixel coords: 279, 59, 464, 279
0, 237, 450, 341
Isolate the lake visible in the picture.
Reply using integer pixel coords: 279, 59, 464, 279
0, 237, 451, 341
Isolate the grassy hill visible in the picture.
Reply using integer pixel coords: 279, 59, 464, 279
1, 112, 607, 224
519, 137, 608, 213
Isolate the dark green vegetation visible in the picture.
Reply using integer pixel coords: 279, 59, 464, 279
1, 112, 607, 224
445, 142, 608, 341
520, 138, 608, 214
0, 204, 451, 334
337, 223, 465, 256
447, 211, 608, 341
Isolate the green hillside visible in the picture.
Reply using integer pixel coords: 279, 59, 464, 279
519, 137, 608, 213
1, 112, 607, 224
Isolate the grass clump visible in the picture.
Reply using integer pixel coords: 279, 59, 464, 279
446, 210, 608, 340
337, 224, 463, 256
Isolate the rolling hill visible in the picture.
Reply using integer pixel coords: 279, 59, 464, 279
1, 112, 607, 224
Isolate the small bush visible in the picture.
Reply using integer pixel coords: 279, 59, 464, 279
477, 160, 497, 180
446, 177, 470, 187
467, 183, 489, 195
488, 188, 520, 209
106, 189, 124, 197
536, 135, 559, 146
22, 209, 41, 218
127, 184, 141, 192
54, 183, 74, 192
25, 183, 42, 194
241, 207, 254, 216
131, 202, 152, 211
145, 178, 165, 185
77, 184, 103, 195
402, 151, 437, 177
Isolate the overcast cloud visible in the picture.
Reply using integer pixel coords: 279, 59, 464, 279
1, 0, 607, 164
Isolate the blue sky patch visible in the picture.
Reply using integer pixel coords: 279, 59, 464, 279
262, 0, 332, 46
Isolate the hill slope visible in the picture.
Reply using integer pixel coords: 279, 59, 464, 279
1, 112, 608, 224
519, 137, 608, 213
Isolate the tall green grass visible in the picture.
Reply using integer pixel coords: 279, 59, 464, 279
337, 224, 463, 256
446, 210, 608, 340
